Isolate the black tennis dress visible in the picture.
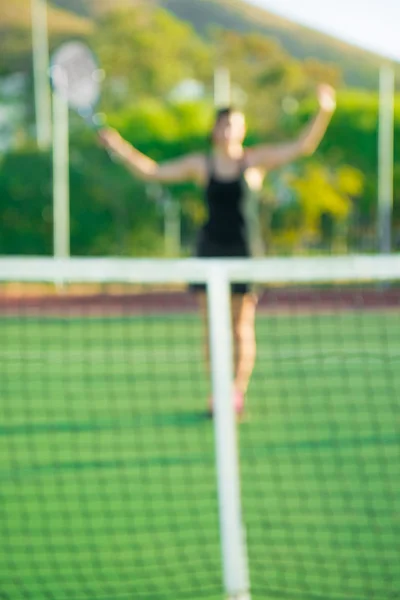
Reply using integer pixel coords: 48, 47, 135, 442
194, 155, 263, 295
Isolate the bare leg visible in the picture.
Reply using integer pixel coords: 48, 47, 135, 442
231, 293, 257, 395
196, 291, 257, 397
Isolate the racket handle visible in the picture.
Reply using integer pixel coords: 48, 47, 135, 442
91, 113, 108, 130
81, 112, 119, 160
91, 118, 124, 163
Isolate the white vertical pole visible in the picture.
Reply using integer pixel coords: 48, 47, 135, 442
31, 0, 52, 149
164, 194, 181, 257
207, 264, 251, 600
214, 67, 231, 108
378, 64, 395, 254
52, 91, 70, 258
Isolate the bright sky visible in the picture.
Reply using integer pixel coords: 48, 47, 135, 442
246, 0, 400, 62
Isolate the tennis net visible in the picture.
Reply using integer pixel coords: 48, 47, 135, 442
0, 256, 399, 600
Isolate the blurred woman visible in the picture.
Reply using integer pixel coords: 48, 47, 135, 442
99, 84, 336, 417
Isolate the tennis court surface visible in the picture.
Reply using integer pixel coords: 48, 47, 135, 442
1, 259, 400, 600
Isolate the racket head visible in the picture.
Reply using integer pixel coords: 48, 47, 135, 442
50, 41, 105, 128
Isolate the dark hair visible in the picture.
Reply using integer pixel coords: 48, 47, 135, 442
215, 107, 235, 125
210, 106, 236, 145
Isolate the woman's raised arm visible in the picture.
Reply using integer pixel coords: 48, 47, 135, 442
99, 129, 205, 184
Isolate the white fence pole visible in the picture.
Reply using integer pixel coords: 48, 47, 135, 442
378, 64, 395, 253
31, 0, 52, 149
214, 67, 231, 108
164, 193, 181, 257
52, 91, 70, 258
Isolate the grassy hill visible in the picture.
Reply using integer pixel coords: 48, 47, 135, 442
2, 0, 399, 87
0, 0, 92, 74
160, 0, 399, 89
50, 0, 399, 89
50, 0, 155, 17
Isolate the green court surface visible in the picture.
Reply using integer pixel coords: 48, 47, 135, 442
1, 310, 399, 600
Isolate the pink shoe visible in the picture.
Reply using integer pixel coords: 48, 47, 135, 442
234, 390, 245, 416
207, 390, 245, 418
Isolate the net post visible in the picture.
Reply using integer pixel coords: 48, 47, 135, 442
207, 262, 251, 600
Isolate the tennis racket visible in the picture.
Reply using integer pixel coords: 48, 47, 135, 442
50, 41, 106, 130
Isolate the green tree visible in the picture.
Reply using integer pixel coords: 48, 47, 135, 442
91, 6, 211, 110
212, 30, 341, 135
0, 0, 92, 75
288, 163, 364, 252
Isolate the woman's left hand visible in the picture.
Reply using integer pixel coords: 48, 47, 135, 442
317, 84, 337, 113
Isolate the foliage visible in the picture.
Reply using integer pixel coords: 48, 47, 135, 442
286, 163, 364, 252
212, 30, 341, 135
1, 3, 400, 256
91, 6, 211, 109
0, 0, 92, 75
161, 0, 400, 89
